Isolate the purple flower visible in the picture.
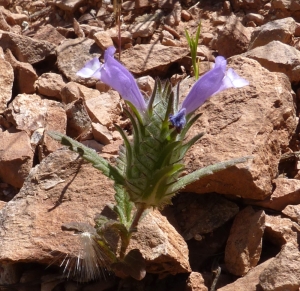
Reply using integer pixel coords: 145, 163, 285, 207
169, 56, 249, 130
77, 47, 147, 113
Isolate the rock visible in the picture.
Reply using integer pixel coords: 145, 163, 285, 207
0, 149, 191, 277
245, 13, 264, 25
81, 139, 103, 152
0, 129, 33, 188
200, 32, 214, 46
93, 31, 114, 50
225, 206, 265, 276
92, 122, 112, 145
185, 272, 208, 291
259, 243, 300, 291
244, 40, 300, 82
282, 204, 300, 224
109, 28, 132, 46
4, 94, 65, 135
54, 0, 86, 12
136, 75, 155, 96
181, 10, 191, 21
121, 44, 189, 76
230, 0, 262, 10
0, 30, 56, 64
183, 56, 296, 200
272, 0, 300, 12
61, 82, 101, 104
85, 91, 120, 127
295, 22, 300, 36
32, 24, 66, 45
4, 49, 37, 94
249, 17, 296, 49
218, 259, 274, 291
249, 178, 300, 211
264, 214, 300, 247
35, 73, 66, 100
0, 57, 13, 113
173, 193, 239, 240
216, 15, 252, 58
130, 21, 156, 38
56, 38, 101, 85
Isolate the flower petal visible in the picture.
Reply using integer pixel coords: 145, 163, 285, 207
169, 108, 186, 130
76, 57, 102, 78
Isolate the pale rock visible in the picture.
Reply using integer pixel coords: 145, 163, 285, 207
183, 56, 296, 200
32, 24, 65, 45
4, 49, 37, 94
0, 30, 55, 64
185, 272, 208, 291
212, 14, 228, 26
4, 94, 47, 134
295, 22, 300, 36
244, 40, 300, 82
200, 32, 214, 46
122, 0, 135, 10
173, 193, 239, 241
79, 25, 103, 38
249, 178, 300, 211
0, 129, 33, 188
245, 13, 264, 25
121, 44, 189, 75
225, 206, 265, 276
0, 149, 191, 276
109, 28, 132, 46
249, 17, 296, 49
0, 57, 13, 113
161, 37, 177, 46
197, 45, 214, 61
259, 243, 300, 291
130, 20, 156, 38
61, 82, 101, 104
161, 30, 174, 40
181, 10, 191, 21
54, 0, 85, 12
0, 201, 6, 210
264, 214, 300, 246
135, 0, 156, 8
85, 91, 120, 127
136, 75, 155, 96
0, 6, 27, 26
165, 1, 181, 26
282, 204, 300, 224
217, 259, 274, 291
216, 15, 252, 58
93, 31, 114, 50
81, 139, 103, 152
92, 122, 112, 145
57, 38, 101, 86
35, 73, 66, 100
65, 99, 92, 140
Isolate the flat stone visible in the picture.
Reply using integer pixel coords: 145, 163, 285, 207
259, 243, 300, 291
92, 122, 112, 145
93, 30, 114, 50
183, 56, 296, 200
130, 21, 156, 38
121, 44, 189, 76
225, 206, 265, 276
32, 24, 66, 45
0, 30, 56, 64
0, 149, 191, 277
53, 0, 85, 12
0, 129, 33, 188
249, 17, 296, 49
282, 204, 300, 224
244, 40, 300, 83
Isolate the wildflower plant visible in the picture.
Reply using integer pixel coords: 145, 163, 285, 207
48, 46, 249, 280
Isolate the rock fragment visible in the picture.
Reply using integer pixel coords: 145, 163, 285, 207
0, 57, 13, 113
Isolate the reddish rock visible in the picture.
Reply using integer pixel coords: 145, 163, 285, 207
218, 259, 274, 291
5, 49, 37, 94
0, 149, 191, 277
93, 30, 114, 50
92, 122, 112, 145
35, 73, 66, 100
121, 44, 189, 76
259, 243, 300, 291
282, 204, 300, 224
0, 129, 33, 188
249, 17, 296, 49
249, 178, 300, 211
130, 21, 156, 38
85, 91, 120, 127
184, 56, 296, 200
0, 30, 55, 64
216, 15, 252, 58
225, 206, 265, 276
185, 272, 208, 291
244, 40, 300, 83
53, 0, 86, 12
264, 214, 300, 247
32, 24, 66, 45
0, 57, 13, 113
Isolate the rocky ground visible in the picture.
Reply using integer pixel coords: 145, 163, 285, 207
0, 0, 300, 290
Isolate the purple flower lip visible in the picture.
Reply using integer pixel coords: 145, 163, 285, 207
77, 46, 147, 113
169, 56, 249, 130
